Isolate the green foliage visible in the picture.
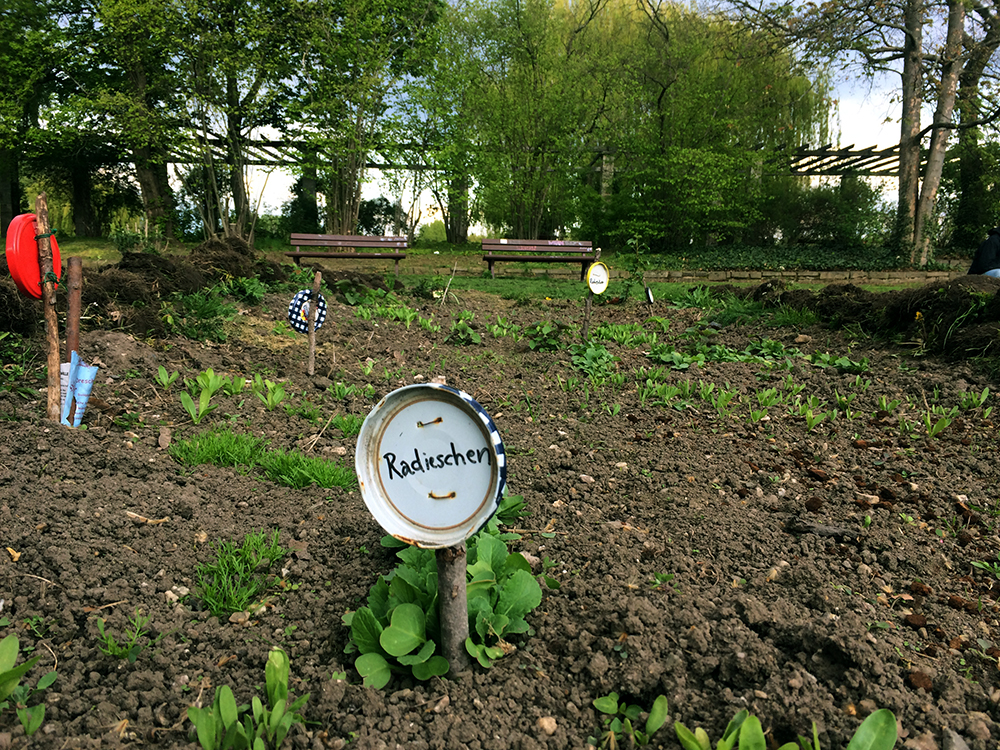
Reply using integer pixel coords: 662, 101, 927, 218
571, 343, 619, 382
332, 414, 365, 437
169, 428, 358, 491
163, 291, 236, 343
179, 389, 218, 425
254, 379, 287, 411
446, 320, 483, 346
0, 633, 56, 737
589, 692, 668, 748
220, 276, 268, 305
155, 366, 180, 390
525, 321, 565, 352
345, 525, 542, 688
187, 647, 309, 750
95, 610, 157, 663
972, 553, 1000, 580
194, 531, 287, 618
674, 707, 897, 750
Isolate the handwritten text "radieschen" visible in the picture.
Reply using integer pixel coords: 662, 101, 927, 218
383, 443, 491, 480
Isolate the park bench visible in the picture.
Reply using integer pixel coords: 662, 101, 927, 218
285, 233, 408, 278
482, 238, 596, 280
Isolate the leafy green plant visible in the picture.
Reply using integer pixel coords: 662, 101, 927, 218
972, 553, 1000, 579
589, 692, 668, 748
155, 365, 179, 390
525, 321, 565, 351
194, 530, 287, 618
446, 320, 482, 346
222, 376, 247, 396
675, 707, 897, 750
187, 647, 308, 750
344, 526, 541, 688
571, 342, 619, 382
220, 275, 268, 305
332, 414, 365, 437
256, 379, 287, 411
179, 389, 218, 425
923, 411, 951, 439
0, 633, 57, 737
95, 609, 157, 663
163, 290, 236, 342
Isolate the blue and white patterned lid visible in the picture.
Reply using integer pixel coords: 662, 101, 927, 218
287, 289, 327, 334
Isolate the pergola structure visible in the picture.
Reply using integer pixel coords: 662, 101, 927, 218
173, 139, 918, 177
781, 143, 917, 177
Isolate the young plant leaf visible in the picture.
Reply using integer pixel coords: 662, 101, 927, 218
645, 695, 668, 736
379, 603, 426, 657
355, 653, 392, 689
846, 709, 898, 750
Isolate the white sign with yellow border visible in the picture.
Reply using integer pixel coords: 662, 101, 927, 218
587, 262, 610, 295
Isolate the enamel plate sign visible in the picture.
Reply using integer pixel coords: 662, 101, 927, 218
587, 262, 609, 295
356, 384, 506, 548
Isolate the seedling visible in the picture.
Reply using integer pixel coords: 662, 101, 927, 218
649, 572, 677, 590
96, 609, 156, 663
525, 321, 564, 352
972, 553, 1000, 580
0, 633, 57, 737
155, 365, 179, 390
256, 379, 287, 411
332, 414, 365, 437
923, 412, 951, 439
187, 647, 308, 750
194, 530, 287, 617
179, 389, 217, 425
446, 320, 482, 346
804, 409, 827, 432
221, 376, 246, 396
589, 692, 668, 748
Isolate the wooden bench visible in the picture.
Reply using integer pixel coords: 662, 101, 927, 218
482, 239, 596, 280
285, 233, 408, 278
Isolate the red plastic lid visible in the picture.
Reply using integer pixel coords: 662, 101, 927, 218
4, 213, 60, 299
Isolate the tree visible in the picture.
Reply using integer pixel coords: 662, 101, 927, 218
288, 0, 443, 235
0, 0, 62, 236
723, 0, 1000, 263
176, 0, 298, 240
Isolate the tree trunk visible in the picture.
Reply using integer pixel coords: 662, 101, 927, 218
135, 146, 177, 238
0, 146, 20, 238
914, 0, 964, 265
951, 10, 1000, 252
226, 76, 250, 240
70, 164, 98, 237
445, 174, 470, 244
894, 0, 923, 261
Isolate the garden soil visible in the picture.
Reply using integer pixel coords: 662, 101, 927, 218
1, 254, 1000, 749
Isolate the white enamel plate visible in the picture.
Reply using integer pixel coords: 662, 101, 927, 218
355, 384, 506, 548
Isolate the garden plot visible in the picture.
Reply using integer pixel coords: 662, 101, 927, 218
0, 266, 999, 749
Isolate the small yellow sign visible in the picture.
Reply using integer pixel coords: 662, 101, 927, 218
587, 262, 610, 295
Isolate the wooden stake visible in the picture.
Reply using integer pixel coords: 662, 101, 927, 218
35, 194, 61, 421
65, 257, 82, 361
306, 271, 321, 376
436, 544, 470, 674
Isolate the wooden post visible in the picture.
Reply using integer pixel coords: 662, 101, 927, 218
306, 271, 321, 376
35, 194, 61, 421
436, 545, 470, 674
582, 290, 593, 342
65, 257, 83, 361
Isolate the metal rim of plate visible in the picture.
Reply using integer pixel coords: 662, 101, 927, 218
286, 289, 327, 334
355, 383, 506, 549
